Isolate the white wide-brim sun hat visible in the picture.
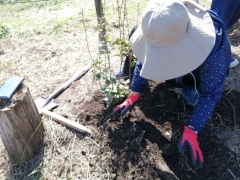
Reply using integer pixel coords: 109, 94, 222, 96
130, 0, 216, 81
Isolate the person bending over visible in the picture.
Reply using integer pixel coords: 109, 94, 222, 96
112, 0, 231, 168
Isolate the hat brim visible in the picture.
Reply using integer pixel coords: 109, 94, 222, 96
130, 6, 216, 81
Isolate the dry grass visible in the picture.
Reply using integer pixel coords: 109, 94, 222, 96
0, 0, 147, 179
0, 0, 240, 179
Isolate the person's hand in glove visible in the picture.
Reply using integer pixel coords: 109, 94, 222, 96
178, 126, 203, 168
112, 92, 140, 116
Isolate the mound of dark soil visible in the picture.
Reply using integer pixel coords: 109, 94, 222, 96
78, 81, 240, 180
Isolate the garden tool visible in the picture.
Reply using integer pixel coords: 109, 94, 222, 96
35, 63, 92, 134
35, 63, 92, 111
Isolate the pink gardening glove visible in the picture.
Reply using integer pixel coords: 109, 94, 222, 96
178, 126, 204, 168
112, 93, 140, 116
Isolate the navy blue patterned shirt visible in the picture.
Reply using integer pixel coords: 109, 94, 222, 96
131, 10, 231, 133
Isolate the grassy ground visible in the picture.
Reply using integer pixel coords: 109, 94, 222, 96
0, 0, 147, 179
1, 0, 236, 179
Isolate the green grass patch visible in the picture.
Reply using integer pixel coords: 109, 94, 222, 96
0, 21, 10, 39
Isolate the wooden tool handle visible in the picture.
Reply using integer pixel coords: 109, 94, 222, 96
47, 63, 92, 101
38, 63, 92, 110
41, 109, 92, 134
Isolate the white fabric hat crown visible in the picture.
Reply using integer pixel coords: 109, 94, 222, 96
130, 0, 216, 81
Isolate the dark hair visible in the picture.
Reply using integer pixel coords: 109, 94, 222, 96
129, 25, 139, 40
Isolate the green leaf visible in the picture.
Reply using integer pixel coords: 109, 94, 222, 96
93, 60, 103, 66
105, 35, 111, 42
110, 77, 117, 84
96, 74, 101, 80
104, 88, 110, 92
113, 38, 121, 45
112, 86, 118, 93
131, 61, 136, 67
113, 94, 119, 98
105, 79, 111, 85
114, 54, 121, 57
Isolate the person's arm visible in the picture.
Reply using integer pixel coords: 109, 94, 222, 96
187, 12, 231, 133
186, 10, 227, 133
179, 33, 231, 168
179, 11, 231, 168
131, 60, 148, 93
